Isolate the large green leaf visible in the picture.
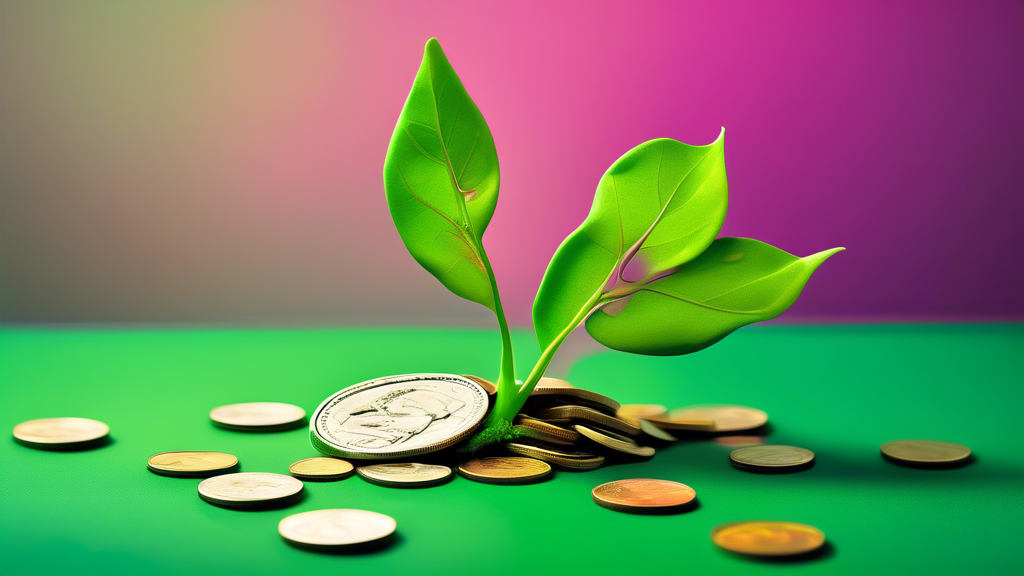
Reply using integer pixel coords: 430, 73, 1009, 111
383, 38, 500, 309
533, 132, 728, 349
585, 238, 844, 355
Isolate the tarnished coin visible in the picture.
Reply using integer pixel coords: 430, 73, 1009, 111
279, 509, 396, 549
198, 472, 303, 507
210, 402, 306, 431
712, 521, 825, 556
148, 451, 238, 477
356, 463, 453, 488
13, 418, 109, 449
533, 405, 641, 437
574, 425, 655, 458
881, 440, 971, 465
730, 445, 815, 472
592, 479, 696, 513
504, 442, 605, 470
616, 404, 668, 426
462, 374, 497, 395
289, 457, 354, 481
665, 404, 767, 432
513, 415, 579, 446
311, 374, 488, 459
458, 457, 552, 485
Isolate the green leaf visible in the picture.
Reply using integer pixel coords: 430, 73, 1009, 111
383, 38, 500, 310
532, 132, 728, 349
585, 238, 844, 356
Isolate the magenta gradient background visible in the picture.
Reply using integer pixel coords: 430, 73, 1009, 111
1, 1, 1021, 325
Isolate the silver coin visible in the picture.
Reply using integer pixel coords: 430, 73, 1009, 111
279, 509, 396, 549
209, 402, 306, 430
13, 418, 109, 448
198, 472, 303, 507
356, 463, 453, 487
730, 445, 815, 470
310, 373, 488, 459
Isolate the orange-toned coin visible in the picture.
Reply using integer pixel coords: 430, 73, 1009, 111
592, 479, 696, 513
712, 521, 825, 556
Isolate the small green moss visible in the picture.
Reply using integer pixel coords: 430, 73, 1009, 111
456, 419, 526, 454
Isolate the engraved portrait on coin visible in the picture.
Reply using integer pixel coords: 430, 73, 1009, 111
311, 374, 488, 459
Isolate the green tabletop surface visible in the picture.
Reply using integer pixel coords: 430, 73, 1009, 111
2, 324, 1022, 575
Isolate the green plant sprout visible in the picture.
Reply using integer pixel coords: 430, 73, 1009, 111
383, 39, 843, 451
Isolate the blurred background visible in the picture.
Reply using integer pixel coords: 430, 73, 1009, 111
2, 1, 1021, 326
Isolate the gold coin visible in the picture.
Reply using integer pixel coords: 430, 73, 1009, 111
881, 440, 971, 465
533, 405, 641, 437
289, 457, 354, 481
504, 442, 605, 470
513, 415, 579, 446
592, 479, 696, 513
714, 435, 765, 447
209, 402, 306, 431
529, 381, 620, 413
458, 456, 552, 485
462, 375, 498, 395
616, 404, 667, 426
148, 451, 238, 477
279, 509, 396, 549
356, 463, 453, 487
13, 418, 110, 448
666, 404, 767, 432
712, 521, 825, 556
574, 425, 655, 458
730, 445, 814, 471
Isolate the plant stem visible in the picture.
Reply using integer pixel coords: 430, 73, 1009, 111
475, 242, 518, 427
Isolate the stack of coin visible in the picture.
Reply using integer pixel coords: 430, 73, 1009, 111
499, 383, 658, 470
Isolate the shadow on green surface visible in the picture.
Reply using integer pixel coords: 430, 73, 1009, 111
717, 541, 836, 565
282, 532, 404, 555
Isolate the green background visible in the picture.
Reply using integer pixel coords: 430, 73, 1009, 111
2, 325, 1022, 574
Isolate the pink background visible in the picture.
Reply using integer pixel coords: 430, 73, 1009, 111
2, 1, 1021, 325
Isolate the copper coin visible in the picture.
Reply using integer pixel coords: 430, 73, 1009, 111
592, 479, 696, 513
712, 521, 825, 556
458, 457, 552, 485
666, 404, 767, 432
881, 440, 971, 465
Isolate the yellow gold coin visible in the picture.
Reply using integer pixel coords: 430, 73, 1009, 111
148, 451, 238, 477
712, 521, 825, 556
574, 425, 655, 458
881, 440, 971, 465
666, 404, 767, 432
13, 418, 109, 449
530, 381, 619, 413
616, 404, 668, 426
513, 415, 579, 446
289, 457, 355, 481
504, 442, 605, 470
457, 456, 552, 485
533, 405, 641, 437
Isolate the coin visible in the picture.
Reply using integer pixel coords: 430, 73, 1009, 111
714, 435, 765, 447
504, 442, 605, 470
529, 381, 620, 413
533, 405, 641, 437
289, 457, 355, 481
209, 402, 306, 431
198, 472, 303, 507
462, 374, 497, 395
667, 404, 768, 432
730, 445, 815, 472
12, 418, 110, 449
574, 425, 655, 458
279, 509, 396, 549
638, 419, 677, 442
712, 521, 826, 556
148, 451, 238, 477
616, 404, 667, 426
592, 479, 696, 513
357, 463, 453, 488
881, 440, 971, 465
311, 374, 489, 459
513, 415, 579, 446
458, 457, 553, 484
